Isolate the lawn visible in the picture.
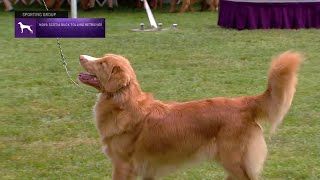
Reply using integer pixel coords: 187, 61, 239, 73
1, 6, 320, 179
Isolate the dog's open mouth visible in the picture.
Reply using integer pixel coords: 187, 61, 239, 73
78, 72, 101, 89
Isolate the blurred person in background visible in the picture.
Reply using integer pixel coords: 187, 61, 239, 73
81, 0, 114, 11
44, 0, 64, 10
107, 0, 113, 11
81, 0, 95, 10
2, 0, 14, 12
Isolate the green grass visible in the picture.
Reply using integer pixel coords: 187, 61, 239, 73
1, 7, 320, 179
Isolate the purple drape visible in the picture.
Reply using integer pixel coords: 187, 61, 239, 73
218, 0, 320, 30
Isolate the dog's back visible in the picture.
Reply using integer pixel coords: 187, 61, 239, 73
127, 52, 303, 178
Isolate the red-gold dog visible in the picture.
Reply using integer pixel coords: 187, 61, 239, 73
79, 52, 303, 179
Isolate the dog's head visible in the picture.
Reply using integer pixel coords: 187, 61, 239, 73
18, 22, 22, 25
78, 54, 135, 93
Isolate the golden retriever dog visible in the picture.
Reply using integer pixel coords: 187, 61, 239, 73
170, 0, 219, 13
78, 52, 303, 180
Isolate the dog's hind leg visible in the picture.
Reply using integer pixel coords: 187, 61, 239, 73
142, 177, 155, 180
223, 124, 267, 180
219, 148, 250, 179
224, 165, 250, 180
111, 160, 137, 180
217, 131, 250, 180
243, 124, 267, 180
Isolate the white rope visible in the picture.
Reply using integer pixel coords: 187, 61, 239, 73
40, 0, 98, 93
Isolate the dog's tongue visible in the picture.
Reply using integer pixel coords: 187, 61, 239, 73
78, 73, 100, 89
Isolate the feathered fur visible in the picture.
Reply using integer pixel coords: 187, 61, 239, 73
78, 51, 303, 180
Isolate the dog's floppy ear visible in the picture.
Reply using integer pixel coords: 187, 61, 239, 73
105, 65, 130, 92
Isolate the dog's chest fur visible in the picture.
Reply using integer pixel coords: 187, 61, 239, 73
93, 94, 142, 158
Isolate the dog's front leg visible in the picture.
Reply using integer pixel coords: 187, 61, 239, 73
112, 160, 137, 180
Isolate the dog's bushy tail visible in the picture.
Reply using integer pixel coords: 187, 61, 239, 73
257, 51, 303, 131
